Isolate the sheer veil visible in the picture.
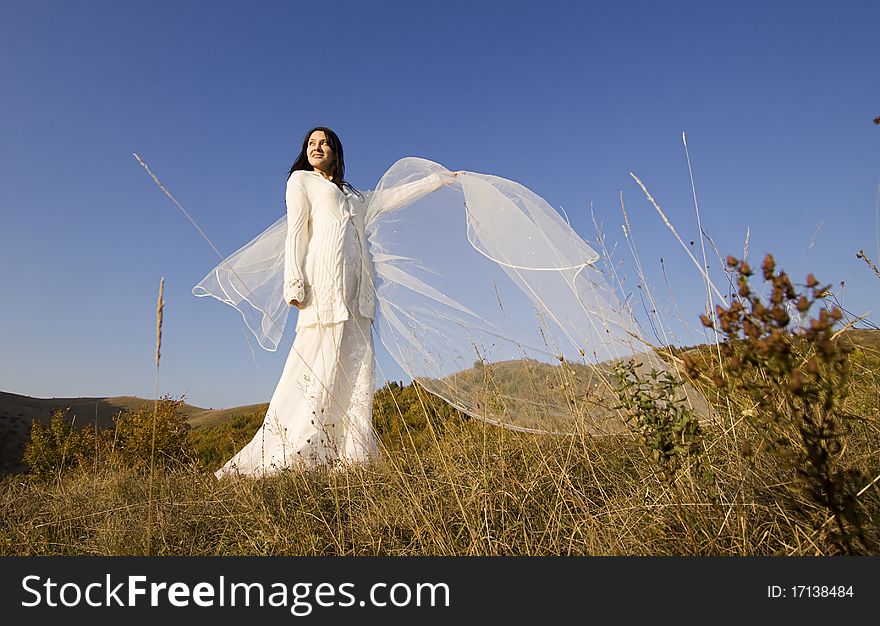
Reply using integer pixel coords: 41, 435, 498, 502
195, 157, 711, 435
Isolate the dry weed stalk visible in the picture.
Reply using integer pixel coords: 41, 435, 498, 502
146, 277, 165, 555
686, 254, 872, 553
856, 249, 880, 279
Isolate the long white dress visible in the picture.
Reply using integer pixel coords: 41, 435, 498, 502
214, 229, 374, 476
214, 170, 445, 477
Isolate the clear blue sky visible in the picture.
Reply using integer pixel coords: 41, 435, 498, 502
2, 0, 878, 409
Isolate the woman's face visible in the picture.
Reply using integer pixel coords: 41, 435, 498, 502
306, 130, 335, 174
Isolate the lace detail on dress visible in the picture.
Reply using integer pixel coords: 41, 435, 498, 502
340, 317, 376, 460
310, 283, 339, 323
284, 277, 305, 304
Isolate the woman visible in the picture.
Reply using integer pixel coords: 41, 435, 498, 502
197, 130, 679, 474
213, 127, 458, 476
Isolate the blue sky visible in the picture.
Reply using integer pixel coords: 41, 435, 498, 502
1, 0, 878, 409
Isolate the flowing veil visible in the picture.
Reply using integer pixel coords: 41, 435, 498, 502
195, 157, 710, 435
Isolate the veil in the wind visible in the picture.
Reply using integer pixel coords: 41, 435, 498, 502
194, 157, 708, 434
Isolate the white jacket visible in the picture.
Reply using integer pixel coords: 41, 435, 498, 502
283, 169, 446, 328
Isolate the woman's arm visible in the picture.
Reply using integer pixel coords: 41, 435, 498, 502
370, 171, 458, 215
283, 174, 310, 307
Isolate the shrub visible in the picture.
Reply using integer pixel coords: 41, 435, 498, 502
23, 409, 102, 481
612, 359, 708, 486
113, 396, 194, 469
373, 381, 464, 451
188, 409, 265, 472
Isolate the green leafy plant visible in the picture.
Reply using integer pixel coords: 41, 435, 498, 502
612, 359, 707, 485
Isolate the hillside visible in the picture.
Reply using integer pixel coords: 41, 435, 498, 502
423, 349, 715, 435
0, 391, 262, 475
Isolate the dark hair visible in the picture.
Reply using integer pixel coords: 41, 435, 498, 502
287, 126, 351, 192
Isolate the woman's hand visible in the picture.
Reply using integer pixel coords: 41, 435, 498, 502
290, 300, 303, 309
442, 171, 464, 185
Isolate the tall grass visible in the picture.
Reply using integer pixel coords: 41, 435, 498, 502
3, 326, 878, 555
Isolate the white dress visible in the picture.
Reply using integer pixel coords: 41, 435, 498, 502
215, 222, 374, 476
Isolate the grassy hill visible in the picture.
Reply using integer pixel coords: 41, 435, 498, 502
0, 328, 877, 555
0, 391, 265, 475
421, 348, 715, 435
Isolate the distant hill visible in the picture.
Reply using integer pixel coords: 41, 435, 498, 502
0, 391, 265, 475
838, 328, 880, 353
187, 403, 269, 429
420, 348, 716, 435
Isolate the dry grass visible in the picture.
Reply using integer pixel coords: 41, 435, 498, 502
2, 366, 877, 556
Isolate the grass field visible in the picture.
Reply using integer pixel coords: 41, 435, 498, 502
2, 326, 877, 555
